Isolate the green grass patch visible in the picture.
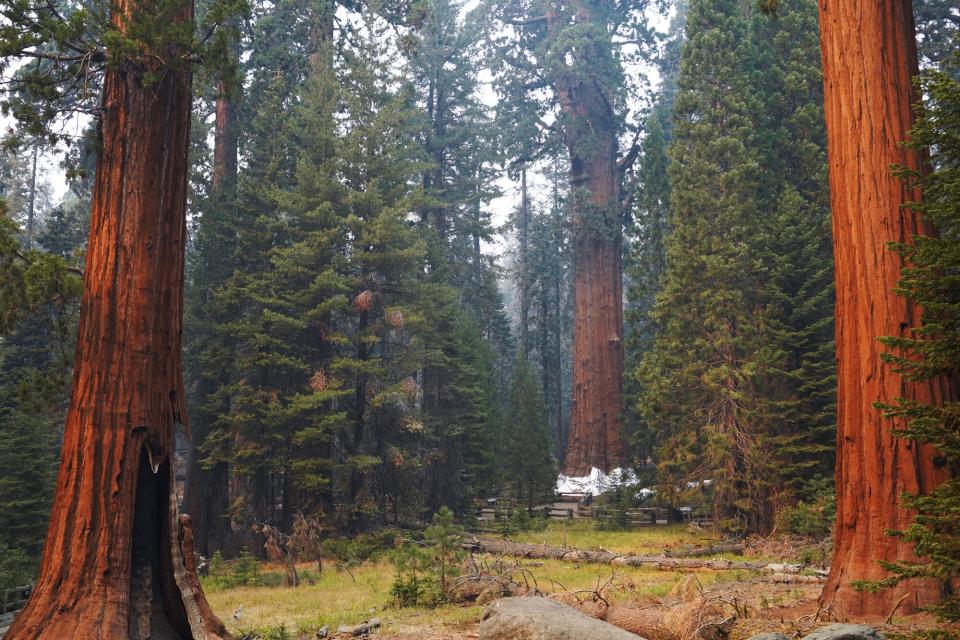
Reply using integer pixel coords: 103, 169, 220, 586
206, 525, 768, 634
494, 520, 716, 554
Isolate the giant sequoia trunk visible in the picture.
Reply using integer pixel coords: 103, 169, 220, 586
560, 2, 623, 476
817, 0, 955, 618
5, 1, 229, 637
556, 2, 624, 476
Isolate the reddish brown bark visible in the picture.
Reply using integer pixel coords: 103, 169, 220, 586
5, 0, 229, 637
556, 3, 624, 476
211, 81, 238, 194
816, 0, 955, 618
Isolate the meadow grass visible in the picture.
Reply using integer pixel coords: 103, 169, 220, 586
497, 521, 718, 554
205, 523, 764, 635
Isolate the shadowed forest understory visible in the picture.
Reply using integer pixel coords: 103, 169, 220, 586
0, 0, 958, 638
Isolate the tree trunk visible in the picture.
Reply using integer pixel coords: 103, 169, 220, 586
552, 2, 624, 476
5, 1, 229, 637
519, 166, 530, 359
555, 60, 624, 475
26, 143, 38, 250
211, 80, 238, 195
550, 160, 566, 461
817, 0, 954, 618
183, 35, 240, 558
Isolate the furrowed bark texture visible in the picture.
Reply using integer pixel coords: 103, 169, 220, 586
816, 0, 955, 618
556, 1, 625, 477
5, 0, 230, 637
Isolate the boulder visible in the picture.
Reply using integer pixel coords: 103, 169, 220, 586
479, 597, 644, 640
801, 624, 883, 640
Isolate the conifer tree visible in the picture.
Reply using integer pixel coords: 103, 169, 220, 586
623, 4, 685, 468
748, 0, 836, 498
871, 52, 960, 623
0, 203, 83, 588
636, 0, 776, 532
814, 0, 951, 616
524, 153, 573, 460
504, 356, 556, 509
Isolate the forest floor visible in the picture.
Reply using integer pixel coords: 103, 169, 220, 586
203, 522, 933, 640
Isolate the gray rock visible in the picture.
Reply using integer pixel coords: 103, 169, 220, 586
479, 597, 644, 640
801, 624, 883, 640
747, 633, 790, 640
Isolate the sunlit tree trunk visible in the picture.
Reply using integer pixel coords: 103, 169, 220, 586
817, 0, 954, 618
5, 0, 229, 636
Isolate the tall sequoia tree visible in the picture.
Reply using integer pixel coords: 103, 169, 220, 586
484, 0, 655, 475
815, 0, 956, 617
2, 0, 231, 636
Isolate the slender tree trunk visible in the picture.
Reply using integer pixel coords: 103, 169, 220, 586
25, 143, 38, 250
5, 0, 228, 636
817, 0, 955, 617
551, 160, 566, 461
210, 81, 238, 195
553, 269, 565, 461
519, 166, 530, 359
183, 32, 240, 558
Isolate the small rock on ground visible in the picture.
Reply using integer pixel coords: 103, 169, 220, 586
746, 633, 790, 640
801, 624, 883, 640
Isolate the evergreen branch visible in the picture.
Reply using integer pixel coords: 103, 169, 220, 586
17, 50, 106, 64
617, 127, 642, 174
507, 16, 547, 26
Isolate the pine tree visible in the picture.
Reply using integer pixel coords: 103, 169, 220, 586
0, 203, 82, 588
867, 53, 960, 623
524, 152, 573, 461
503, 356, 556, 509
636, 0, 777, 532
913, 0, 959, 74
623, 3, 686, 470
748, 0, 836, 499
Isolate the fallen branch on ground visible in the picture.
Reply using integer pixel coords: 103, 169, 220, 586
665, 543, 744, 558
464, 537, 766, 571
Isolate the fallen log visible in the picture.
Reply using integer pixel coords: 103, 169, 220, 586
665, 543, 744, 558
465, 538, 765, 571
769, 572, 825, 584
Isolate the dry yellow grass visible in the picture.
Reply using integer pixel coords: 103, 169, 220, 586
204, 561, 483, 636
501, 521, 717, 554
204, 524, 762, 635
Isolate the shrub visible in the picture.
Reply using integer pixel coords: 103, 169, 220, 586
0, 542, 37, 593
390, 506, 464, 607
236, 624, 292, 640
202, 548, 262, 590
232, 549, 260, 586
